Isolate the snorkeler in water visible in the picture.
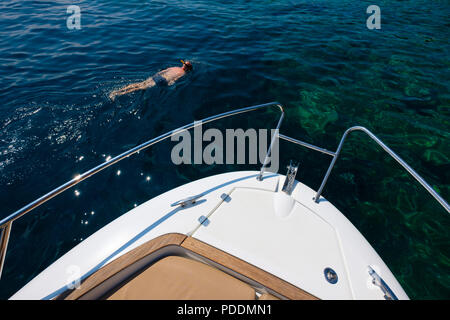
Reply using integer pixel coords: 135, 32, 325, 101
109, 60, 193, 100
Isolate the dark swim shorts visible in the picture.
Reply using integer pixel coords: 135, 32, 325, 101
152, 73, 168, 87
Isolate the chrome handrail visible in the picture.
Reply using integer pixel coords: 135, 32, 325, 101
0, 102, 284, 278
0, 223, 12, 279
1, 102, 448, 282
278, 134, 336, 157
257, 110, 284, 180
278, 128, 449, 213
311, 126, 450, 212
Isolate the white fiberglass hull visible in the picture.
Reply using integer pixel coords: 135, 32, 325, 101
11, 171, 408, 300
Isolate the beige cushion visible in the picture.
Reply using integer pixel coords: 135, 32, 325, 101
107, 256, 256, 300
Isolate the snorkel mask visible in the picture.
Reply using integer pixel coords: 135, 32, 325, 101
181, 60, 193, 71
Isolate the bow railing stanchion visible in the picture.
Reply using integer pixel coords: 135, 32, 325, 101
257, 104, 285, 181
0, 102, 285, 279
0, 222, 12, 279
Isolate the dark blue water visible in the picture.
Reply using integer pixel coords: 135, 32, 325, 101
0, 0, 449, 299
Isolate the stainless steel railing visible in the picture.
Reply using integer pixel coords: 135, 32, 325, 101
277, 127, 449, 211
0, 102, 284, 278
312, 126, 450, 210
1, 102, 449, 280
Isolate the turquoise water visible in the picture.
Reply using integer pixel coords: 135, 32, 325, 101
0, 0, 449, 299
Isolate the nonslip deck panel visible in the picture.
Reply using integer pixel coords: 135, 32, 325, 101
107, 255, 257, 300
60, 233, 317, 300
181, 236, 318, 300
62, 233, 187, 299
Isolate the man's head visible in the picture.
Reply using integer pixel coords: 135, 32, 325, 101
181, 60, 193, 72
